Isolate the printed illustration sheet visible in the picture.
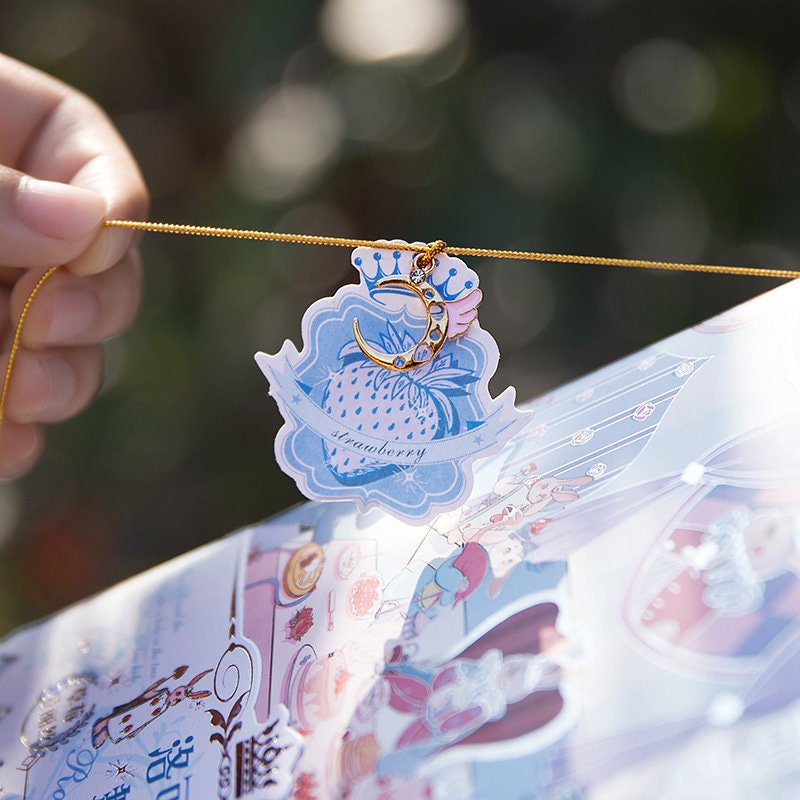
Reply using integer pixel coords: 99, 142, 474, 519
1, 280, 800, 799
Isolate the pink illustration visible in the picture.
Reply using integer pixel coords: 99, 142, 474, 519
456, 467, 594, 545
625, 485, 800, 675
335, 544, 371, 580
283, 645, 357, 733
290, 649, 354, 731
293, 771, 319, 800
338, 601, 580, 792
347, 575, 383, 619
404, 541, 490, 636
436, 468, 593, 595
285, 607, 315, 643
445, 287, 482, 337
345, 773, 435, 800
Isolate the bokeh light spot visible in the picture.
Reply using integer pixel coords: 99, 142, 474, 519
3, 0, 96, 63
614, 39, 718, 134
471, 55, 584, 193
229, 84, 344, 201
320, 0, 466, 64
330, 68, 412, 144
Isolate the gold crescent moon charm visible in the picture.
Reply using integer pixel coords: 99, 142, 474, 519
353, 275, 450, 371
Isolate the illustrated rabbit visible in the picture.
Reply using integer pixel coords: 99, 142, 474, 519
455, 469, 594, 547
91, 666, 212, 747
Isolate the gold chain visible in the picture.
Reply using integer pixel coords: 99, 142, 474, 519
1, 219, 798, 427
0, 265, 60, 424
104, 219, 800, 280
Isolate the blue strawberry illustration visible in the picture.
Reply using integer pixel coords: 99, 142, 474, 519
321, 323, 476, 484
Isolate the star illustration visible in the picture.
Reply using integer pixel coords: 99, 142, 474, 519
106, 760, 135, 781
105, 674, 125, 689
399, 469, 427, 496
401, 469, 418, 484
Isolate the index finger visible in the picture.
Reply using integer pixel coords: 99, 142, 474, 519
0, 54, 149, 275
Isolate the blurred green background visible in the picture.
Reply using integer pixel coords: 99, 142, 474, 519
0, 0, 796, 634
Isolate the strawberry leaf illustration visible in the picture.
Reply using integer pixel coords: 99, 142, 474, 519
373, 365, 393, 391
428, 388, 461, 434
338, 339, 365, 364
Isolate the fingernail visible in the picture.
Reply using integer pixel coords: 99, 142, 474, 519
42, 354, 77, 415
47, 287, 100, 343
17, 177, 106, 241
68, 227, 134, 276
0, 423, 41, 480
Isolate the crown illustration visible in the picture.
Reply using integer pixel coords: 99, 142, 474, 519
352, 246, 478, 303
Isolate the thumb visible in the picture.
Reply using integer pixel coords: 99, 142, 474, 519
0, 167, 106, 268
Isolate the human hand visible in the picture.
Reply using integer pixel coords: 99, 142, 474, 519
0, 54, 148, 478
